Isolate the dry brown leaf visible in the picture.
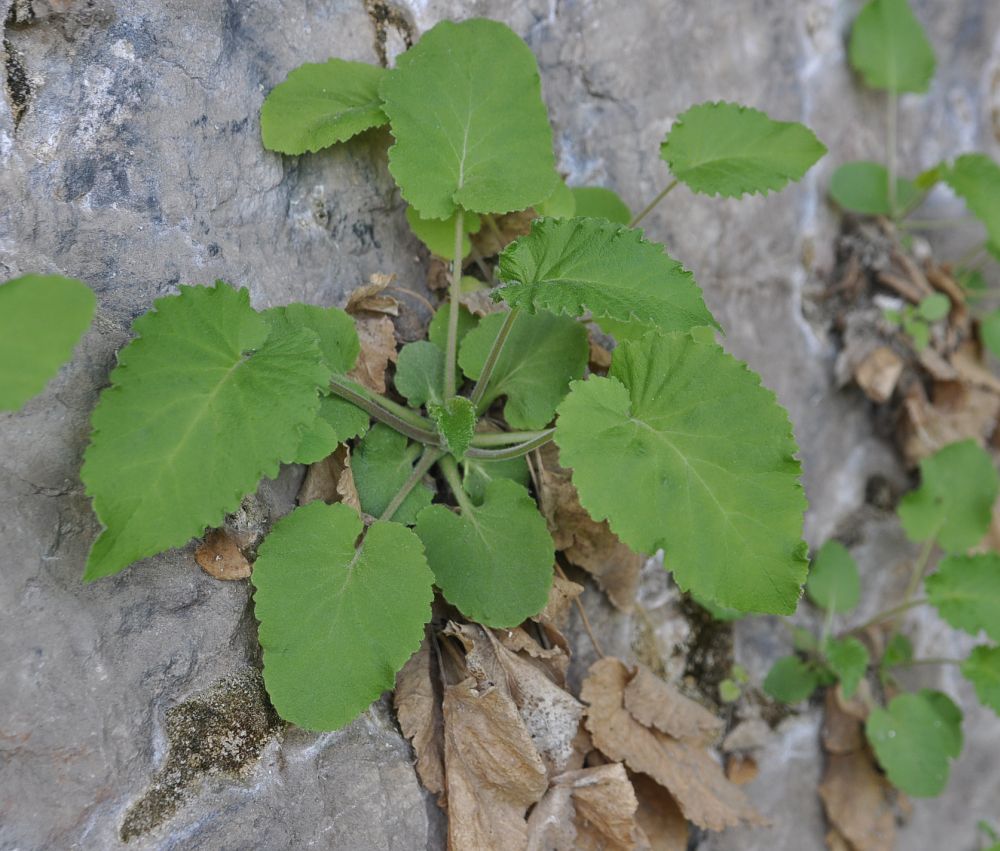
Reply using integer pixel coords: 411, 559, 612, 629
916, 346, 957, 382
533, 574, 584, 630
195, 528, 252, 580
297, 444, 360, 510
724, 754, 758, 785
901, 380, 1000, 463
952, 341, 1000, 393
581, 658, 763, 832
826, 828, 854, 851
394, 637, 446, 802
493, 626, 569, 687
345, 272, 400, 316
348, 315, 398, 394
443, 677, 548, 851
821, 688, 863, 756
818, 750, 896, 851
630, 772, 688, 851
538, 444, 641, 611
426, 257, 451, 293
854, 346, 904, 403
471, 209, 535, 256
623, 664, 724, 747
525, 782, 577, 851
588, 338, 613, 373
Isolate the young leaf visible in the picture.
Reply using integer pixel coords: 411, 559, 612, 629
555, 331, 808, 614
944, 154, 1000, 251
293, 395, 370, 465
763, 656, 820, 704
430, 396, 476, 457
918, 293, 950, 322
260, 59, 388, 155
496, 217, 718, 336
823, 637, 870, 699
536, 176, 576, 219
405, 207, 482, 260
353, 424, 434, 525
829, 161, 920, 216
394, 340, 445, 408
926, 554, 1000, 642
415, 479, 553, 626
428, 303, 478, 352
252, 501, 433, 730
460, 455, 530, 505
962, 645, 1000, 715
263, 302, 360, 375
82, 283, 329, 580
806, 540, 861, 614
719, 679, 741, 704
660, 102, 827, 198
458, 310, 588, 429
882, 633, 913, 669
380, 18, 556, 219
897, 439, 998, 553
866, 690, 962, 798
849, 0, 936, 93
570, 187, 631, 225
0, 274, 96, 411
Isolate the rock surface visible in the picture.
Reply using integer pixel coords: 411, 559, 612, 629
1, 1, 998, 849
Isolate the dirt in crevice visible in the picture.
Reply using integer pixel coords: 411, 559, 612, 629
119, 669, 282, 842
3, 35, 30, 126
677, 595, 735, 702
364, 0, 414, 68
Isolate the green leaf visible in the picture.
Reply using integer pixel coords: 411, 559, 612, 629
82, 283, 329, 580
824, 637, 870, 699
536, 176, 576, 219
415, 479, 553, 626
883, 633, 913, 669
405, 207, 482, 260
690, 591, 742, 622
430, 396, 476, 456
849, 0, 936, 93
829, 161, 920, 215
764, 656, 820, 703
0, 274, 96, 411
660, 101, 827, 198
252, 501, 433, 730
962, 645, 1000, 715
570, 187, 631, 225
903, 314, 930, 350
982, 309, 1000, 360
919, 293, 951, 321
459, 310, 589, 430
380, 18, 556, 219
394, 340, 445, 408
926, 554, 1000, 642
718, 679, 741, 704
353, 424, 434, 525
260, 59, 388, 155
897, 439, 998, 553
496, 217, 718, 337
792, 626, 819, 653
945, 154, 1000, 250
460, 455, 530, 505
263, 303, 359, 375
866, 690, 962, 797
428, 303, 478, 353
806, 540, 862, 614
554, 331, 808, 614
294, 394, 370, 465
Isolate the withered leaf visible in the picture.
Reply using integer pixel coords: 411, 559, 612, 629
533, 573, 584, 631
630, 772, 689, 851
471, 209, 535, 257
623, 664, 724, 747
581, 658, 763, 832
348, 315, 398, 394
443, 677, 548, 851
494, 625, 569, 687
394, 637, 445, 801
901, 380, 1000, 464
724, 754, 758, 785
822, 686, 864, 756
854, 346, 904, 404
346, 273, 400, 317
818, 750, 896, 851
297, 444, 360, 510
195, 528, 252, 580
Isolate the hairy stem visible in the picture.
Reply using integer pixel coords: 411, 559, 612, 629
887, 92, 898, 216
630, 178, 679, 228
851, 597, 929, 634
437, 454, 475, 515
469, 307, 520, 410
465, 428, 556, 460
444, 209, 465, 398
470, 429, 548, 447
889, 656, 962, 669
328, 374, 439, 445
379, 447, 443, 522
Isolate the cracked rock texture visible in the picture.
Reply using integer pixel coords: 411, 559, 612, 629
0, 1, 998, 849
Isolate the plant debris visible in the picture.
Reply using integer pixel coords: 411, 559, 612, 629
348, 314, 398, 394
194, 527, 252, 580
297, 443, 360, 510
346, 272, 400, 316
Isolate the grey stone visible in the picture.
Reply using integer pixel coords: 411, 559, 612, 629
2, 0, 1000, 849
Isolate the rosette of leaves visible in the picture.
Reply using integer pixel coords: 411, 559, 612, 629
79, 17, 827, 732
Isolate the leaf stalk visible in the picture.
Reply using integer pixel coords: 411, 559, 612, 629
379, 447, 443, 522
328, 374, 440, 445
469, 307, 520, 410
630, 178, 679, 228
444, 209, 465, 398
465, 428, 556, 460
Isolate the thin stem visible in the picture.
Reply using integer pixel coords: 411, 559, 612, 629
899, 536, 937, 620
556, 563, 605, 658
955, 242, 987, 271
469, 307, 520, 410
897, 188, 930, 220
437, 454, 475, 515
851, 597, 929, 633
887, 92, 898, 216
465, 428, 556, 461
380, 447, 442, 522
328, 374, 439, 445
444, 209, 465, 398
890, 656, 962, 669
470, 429, 548, 447
630, 178, 679, 228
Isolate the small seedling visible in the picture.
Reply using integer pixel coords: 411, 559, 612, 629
764, 439, 1000, 799
4, 18, 829, 732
